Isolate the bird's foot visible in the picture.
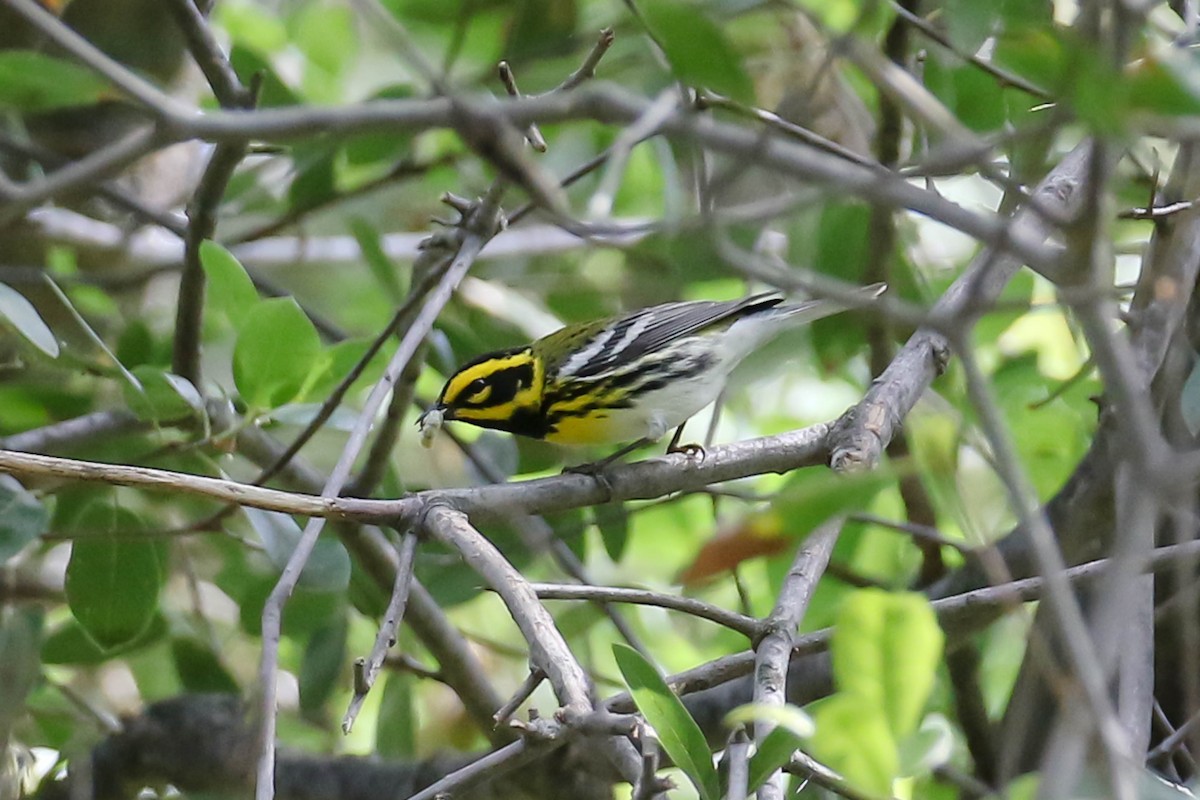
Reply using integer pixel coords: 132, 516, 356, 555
562, 460, 615, 501
667, 441, 706, 464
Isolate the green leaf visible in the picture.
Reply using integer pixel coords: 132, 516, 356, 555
0, 283, 59, 357
771, 467, 894, 540
233, 297, 322, 409
1129, 45, 1200, 116
724, 703, 815, 738
39, 276, 138, 388
897, 714, 954, 777
924, 54, 1007, 133
64, 504, 167, 651
811, 694, 898, 796
0, 476, 49, 565
220, 3, 289, 54
41, 614, 167, 665
593, 503, 630, 562
745, 725, 805, 794
229, 44, 301, 107
349, 218, 405, 304
376, 672, 418, 758
299, 618, 348, 715
612, 643, 720, 800
305, 338, 389, 399
725, 703, 815, 793
292, 2, 356, 76
200, 241, 260, 325
506, 0, 578, 61
833, 589, 944, 741
171, 636, 240, 693
0, 608, 42, 735
243, 508, 351, 592
123, 366, 205, 423
288, 146, 338, 213
0, 51, 111, 111
640, 0, 752, 103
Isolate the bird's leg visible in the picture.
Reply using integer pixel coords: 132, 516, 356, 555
564, 438, 652, 477
562, 438, 655, 502
665, 423, 705, 462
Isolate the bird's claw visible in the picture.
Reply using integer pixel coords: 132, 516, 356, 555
667, 442, 706, 463
562, 461, 615, 501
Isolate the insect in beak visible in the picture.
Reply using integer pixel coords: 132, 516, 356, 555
417, 405, 449, 448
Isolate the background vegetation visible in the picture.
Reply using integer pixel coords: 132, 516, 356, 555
0, 0, 1194, 798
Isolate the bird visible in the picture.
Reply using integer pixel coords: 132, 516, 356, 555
417, 283, 885, 463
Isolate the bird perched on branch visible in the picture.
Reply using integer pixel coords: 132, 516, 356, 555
418, 283, 885, 462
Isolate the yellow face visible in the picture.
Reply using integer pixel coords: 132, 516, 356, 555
432, 347, 548, 438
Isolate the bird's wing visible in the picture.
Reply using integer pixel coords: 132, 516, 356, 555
555, 293, 782, 379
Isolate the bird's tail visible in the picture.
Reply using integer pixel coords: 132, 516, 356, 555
773, 282, 887, 324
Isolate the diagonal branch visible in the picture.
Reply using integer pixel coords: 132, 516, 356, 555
828, 140, 1095, 473
253, 191, 505, 800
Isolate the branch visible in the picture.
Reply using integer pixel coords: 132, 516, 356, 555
602, 538, 1200, 714
530, 583, 759, 638
254, 191, 504, 800
420, 506, 645, 788
828, 140, 1095, 473
421, 505, 592, 708
753, 520, 840, 800
0, 127, 163, 223
172, 136, 258, 385
0, 411, 144, 454
341, 530, 418, 733
0, 421, 833, 522
164, 0, 253, 107
233, 425, 506, 740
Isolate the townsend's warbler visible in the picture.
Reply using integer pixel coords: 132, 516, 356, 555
418, 283, 885, 453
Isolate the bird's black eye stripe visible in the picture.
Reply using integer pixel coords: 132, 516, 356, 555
459, 364, 534, 407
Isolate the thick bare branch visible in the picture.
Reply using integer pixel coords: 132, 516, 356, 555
828, 140, 1095, 473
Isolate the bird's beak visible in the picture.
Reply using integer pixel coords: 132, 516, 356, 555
418, 403, 451, 448
417, 404, 451, 426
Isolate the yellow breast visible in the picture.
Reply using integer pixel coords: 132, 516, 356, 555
542, 410, 629, 445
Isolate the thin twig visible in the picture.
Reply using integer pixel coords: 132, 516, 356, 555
164, 0, 253, 107
341, 530, 419, 733
498, 61, 547, 152
754, 520, 841, 800
785, 750, 889, 800
404, 741, 540, 800
956, 344, 1135, 792
828, 140, 1094, 473
0, 134, 187, 233
254, 191, 504, 800
173, 134, 259, 385
554, 27, 615, 92
0, 410, 144, 454
604, 539, 1200, 713
170, 13, 260, 385
725, 727, 751, 800
631, 724, 664, 800
529, 583, 759, 638
888, 1, 1050, 99
0, 420, 828, 522
493, 668, 547, 726
0, 128, 163, 223
422, 506, 592, 708
422, 505, 647, 787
